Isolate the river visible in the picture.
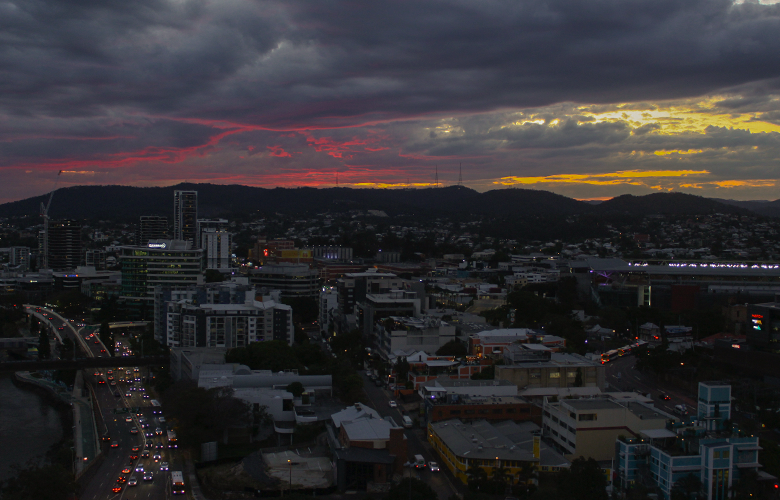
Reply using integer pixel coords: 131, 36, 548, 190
0, 376, 64, 481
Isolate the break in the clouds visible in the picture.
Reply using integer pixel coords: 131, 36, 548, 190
2, 0, 780, 202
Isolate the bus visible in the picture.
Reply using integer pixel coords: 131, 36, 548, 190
170, 471, 185, 495
618, 345, 632, 356
167, 429, 177, 448
601, 350, 620, 364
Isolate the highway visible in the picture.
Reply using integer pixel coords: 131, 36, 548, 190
25, 306, 186, 499
77, 332, 184, 500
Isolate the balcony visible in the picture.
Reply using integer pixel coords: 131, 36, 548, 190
294, 408, 318, 424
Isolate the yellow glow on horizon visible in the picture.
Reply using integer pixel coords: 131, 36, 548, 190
351, 182, 439, 188
654, 149, 704, 156
494, 169, 710, 187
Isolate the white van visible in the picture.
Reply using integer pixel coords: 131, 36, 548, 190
413, 454, 426, 468
402, 416, 413, 428
674, 404, 688, 416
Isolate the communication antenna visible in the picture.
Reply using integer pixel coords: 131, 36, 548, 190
435, 165, 439, 188
39, 170, 62, 270
458, 163, 463, 186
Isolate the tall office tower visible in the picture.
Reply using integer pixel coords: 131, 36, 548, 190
85, 249, 107, 270
48, 220, 82, 270
138, 216, 168, 245
173, 191, 198, 244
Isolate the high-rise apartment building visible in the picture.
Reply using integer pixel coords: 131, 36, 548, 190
173, 191, 198, 244
47, 220, 82, 270
138, 216, 168, 245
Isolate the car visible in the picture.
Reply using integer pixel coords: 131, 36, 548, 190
100, 349, 106, 353
143, 471, 153, 481
155, 442, 164, 450
127, 477, 137, 486
660, 393, 672, 400
141, 451, 149, 458
135, 464, 144, 472
160, 461, 169, 471
130, 428, 138, 434
111, 442, 119, 448
389, 400, 398, 408
108, 376, 114, 380
125, 392, 132, 397
112, 485, 122, 493
110, 381, 117, 386
129, 387, 136, 391
153, 453, 161, 462
126, 416, 133, 422
129, 454, 138, 460
131, 446, 140, 452
429, 461, 440, 472
117, 476, 127, 483
143, 394, 150, 399
93, 371, 100, 376
98, 379, 106, 384
145, 441, 153, 449
93, 340, 99, 344
155, 427, 163, 435
141, 422, 149, 428
145, 431, 154, 438
122, 467, 132, 474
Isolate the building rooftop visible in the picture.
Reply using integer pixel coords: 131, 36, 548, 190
331, 404, 382, 429
434, 378, 515, 388
430, 419, 569, 468
563, 398, 625, 411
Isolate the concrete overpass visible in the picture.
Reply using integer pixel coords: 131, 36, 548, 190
0, 355, 169, 374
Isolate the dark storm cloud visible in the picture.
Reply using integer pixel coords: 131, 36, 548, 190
2, 0, 780, 127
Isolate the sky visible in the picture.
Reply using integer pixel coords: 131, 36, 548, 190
2, 0, 780, 204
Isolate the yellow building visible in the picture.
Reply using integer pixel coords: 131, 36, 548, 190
427, 419, 569, 486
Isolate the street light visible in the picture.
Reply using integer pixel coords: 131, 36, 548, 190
288, 459, 292, 497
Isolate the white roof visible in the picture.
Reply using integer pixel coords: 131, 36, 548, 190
331, 404, 382, 428
640, 428, 676, 439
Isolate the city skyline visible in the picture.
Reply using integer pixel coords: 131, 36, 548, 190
2, 0, 780, 204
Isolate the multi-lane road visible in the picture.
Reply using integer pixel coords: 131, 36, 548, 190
26, 306, 185, 499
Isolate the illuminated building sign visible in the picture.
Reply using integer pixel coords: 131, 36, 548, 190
148, 242, 167, 249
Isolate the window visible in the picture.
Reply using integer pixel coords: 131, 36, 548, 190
465, 410, 475, 415
567, 371, 576, 378
549, 372, 561, 379
578, 413, 597, 421
449, 410, 461, 415
714, 451, 720, 459
723, 450, 730, 458
493, 409, 503, 414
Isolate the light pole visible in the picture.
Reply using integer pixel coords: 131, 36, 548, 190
69, 446, 74, 476
288, 459, 292, 497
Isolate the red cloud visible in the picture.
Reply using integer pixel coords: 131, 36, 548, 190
267, 145, 293, 158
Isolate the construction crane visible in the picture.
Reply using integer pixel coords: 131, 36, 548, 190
39, 170, 62, 270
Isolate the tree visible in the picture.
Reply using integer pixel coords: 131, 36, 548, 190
466, 465, 488, 491
0, 462, 77, 500
37, 328, 50, 360
393, 357, 410, 383
387, 477, 438, 500
286, 381, 305, 397
436, 339, 467, 356
671, 473, 703, 500
60, 337, 74, 360
557, 457, 608, 500
491, 465, 512, 493
204, 269, 226, 283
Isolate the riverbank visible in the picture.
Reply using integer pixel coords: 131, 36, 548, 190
0, 374, 71, 482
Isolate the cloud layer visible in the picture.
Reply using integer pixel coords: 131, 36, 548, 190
2, 0, 780, 202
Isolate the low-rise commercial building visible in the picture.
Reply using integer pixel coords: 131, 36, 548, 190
543, 396, 673, 461
329, 403, 407, 491
496, 352, 605, 390
428, 419, 569, 486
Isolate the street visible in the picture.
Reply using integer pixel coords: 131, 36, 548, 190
359, 370, 463, 500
